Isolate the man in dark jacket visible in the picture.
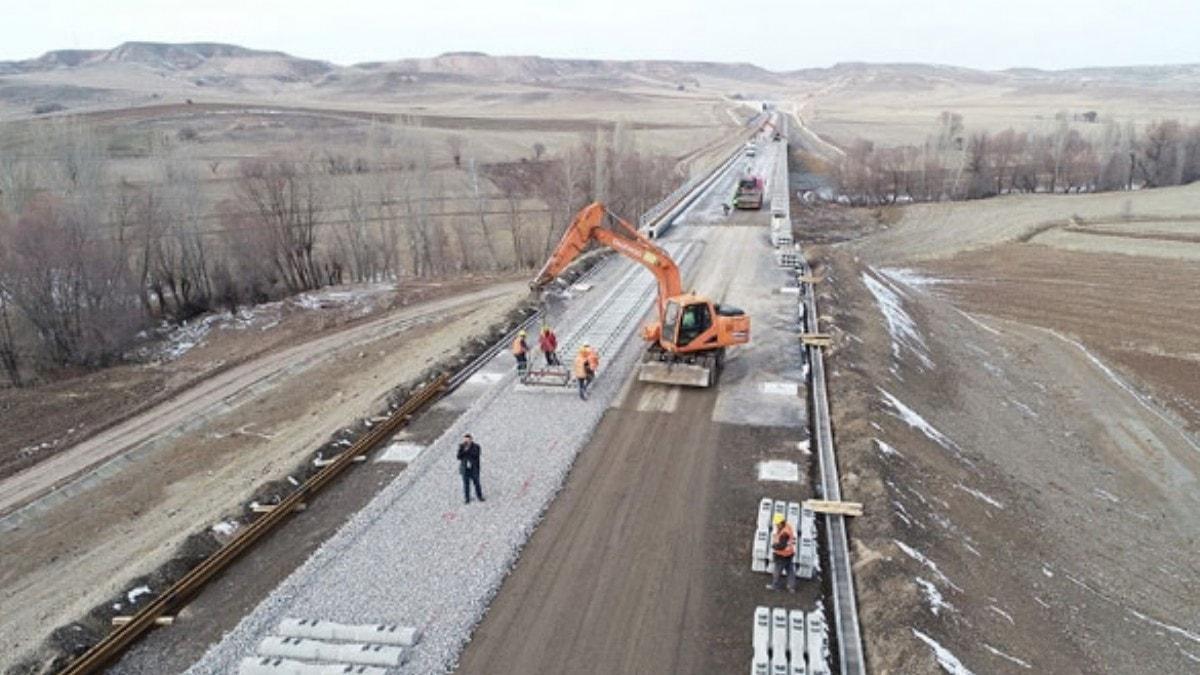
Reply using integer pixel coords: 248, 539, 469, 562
456, 433, 484, 504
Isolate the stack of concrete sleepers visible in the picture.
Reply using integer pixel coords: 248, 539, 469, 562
752, 497, 817, 580
751, 606, 830, 674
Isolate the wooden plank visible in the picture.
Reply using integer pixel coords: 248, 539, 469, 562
251, 502, 307, 514
800, 333, 833, 346
804, 499, 863, 516
797, 274, 824, 283
313, 455, 367, 468
112, 616, 173, 627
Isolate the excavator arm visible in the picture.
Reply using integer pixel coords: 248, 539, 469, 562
531, 202, 683, 316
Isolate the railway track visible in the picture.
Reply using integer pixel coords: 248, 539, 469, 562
52, 117, 769, 675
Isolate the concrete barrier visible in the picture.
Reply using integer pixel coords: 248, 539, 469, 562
278, 618, 421, 647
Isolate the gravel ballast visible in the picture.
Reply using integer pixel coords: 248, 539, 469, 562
183, 244, 700, 674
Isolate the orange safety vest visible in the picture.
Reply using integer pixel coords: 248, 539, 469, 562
772, 522, 796, 558
512, 335, 527, 356
572, 352, 591, 379
586, 348, 599, 371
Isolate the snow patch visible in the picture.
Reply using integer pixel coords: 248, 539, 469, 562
1128, 609, 1200, 645
879, 389, 970, 464
875, 438, 902, 457
127, 585, 152, 604
212, 520, 239, 536
895, 540, 962, 592
912, 629, 975, 675
1093, 488, 1121, 504
988, 604, 1015, 625
984, 643, 1032, 669
1042, 565, 1054, 578
916, 577, 954, 616
862, 269, 933, 369
954, 483, 1004, 509
880, 267, 942, 288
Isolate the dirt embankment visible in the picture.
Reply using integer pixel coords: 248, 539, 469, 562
0, 279, 533, 674
0, 276, 517, 482
808, 227, 1200, 673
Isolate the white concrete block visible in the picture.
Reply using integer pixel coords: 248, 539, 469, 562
806, 610, 831, 675
239, 656, 387, 675
757, 460, 800, 483
258, 637, 405, 668
752, 527, 770, 572
757, 498, 774, 530
788, 609, 805, 660
753, 606, 771, 662
761, 382, 799, 396
771, 608, 788, 660
278, 618, 420, 647
786, 502, 801, 531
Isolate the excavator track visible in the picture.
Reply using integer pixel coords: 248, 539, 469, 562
637, 345, 725, 387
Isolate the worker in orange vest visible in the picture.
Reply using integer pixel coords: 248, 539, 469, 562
768, 513, 796, 592
512, 329, 528, 373
573, 344, 598, 400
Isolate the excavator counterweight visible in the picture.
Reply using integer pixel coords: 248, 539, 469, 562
532, 203, 750, 387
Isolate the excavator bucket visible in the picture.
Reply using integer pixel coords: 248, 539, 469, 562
637, 360, 714, 387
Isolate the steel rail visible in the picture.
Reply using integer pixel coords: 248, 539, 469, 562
54, 124, 757, 675
57, 372, 449, 675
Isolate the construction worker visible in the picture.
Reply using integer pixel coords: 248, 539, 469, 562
456, 433, 484, 504
585, 344, 600, 374
538, 325, 559, 366
573, 345, 596, 400
768, 513, 796, 592
511, 329, 529, 373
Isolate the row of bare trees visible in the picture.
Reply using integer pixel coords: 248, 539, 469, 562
832, 112, 1200, 204
0, 121, 682, 385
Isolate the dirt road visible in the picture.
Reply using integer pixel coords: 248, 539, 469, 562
459, 180, 816, 673
456, 381, 813, 674
0, 283, 523, 521
0, 282, 525, 673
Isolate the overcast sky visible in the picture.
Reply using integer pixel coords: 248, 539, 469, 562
2, 0, 1197, 70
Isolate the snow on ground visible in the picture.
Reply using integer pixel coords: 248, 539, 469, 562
895, 540, 962, 592
912, 628, 975, 675
126, 586, 151, 604
874, 438, 902, 457
211, 521, 238, 536
954, 483, 1004, 509
983, 643, 1032, 669
862, 269, 933, 369
1128, 609, 1200, 646
879, 389, 972, 467
988, 604, 1015, 625
131, 282, 400, 363
915, 577, 954, 616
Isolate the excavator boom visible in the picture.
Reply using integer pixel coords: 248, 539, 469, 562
532, 202, 682, 316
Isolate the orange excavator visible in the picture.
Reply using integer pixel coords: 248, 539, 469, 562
532, 202, 750, 387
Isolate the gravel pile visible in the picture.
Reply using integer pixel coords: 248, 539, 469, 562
184, 247, 696, 674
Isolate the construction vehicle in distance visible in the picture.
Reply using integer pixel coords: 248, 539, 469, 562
735, 176, 764, 210
532, 202, 750, 387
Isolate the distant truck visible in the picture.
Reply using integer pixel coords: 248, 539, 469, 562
735, 176, 764, 210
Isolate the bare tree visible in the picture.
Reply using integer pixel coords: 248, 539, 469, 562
237, 158, 325, 292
